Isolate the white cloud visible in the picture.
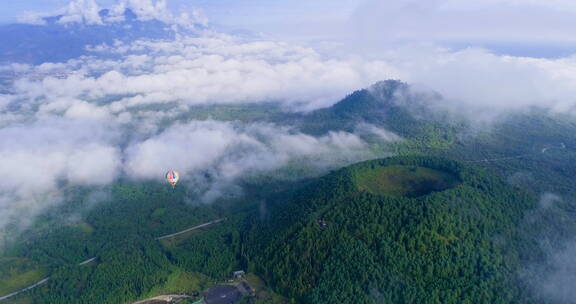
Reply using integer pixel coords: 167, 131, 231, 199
527, 239, 576, 304
10, 31, 576, 122
0, 116, 372, 232
361, 46, 576, 119
125, 121, 236, 178
16, 11, 49, 25
0, 48, 382, 227
58, 0, 104, 25
11, 35, 398, 112
2, 25, 576, 232
66, 144, 121, 184
110, 0, 178, 24
538, 193, 563, 209
125, 121, 369, 186
0, 119, 121, 196
0, 119, 121, 232
17, 0, 207, 28
64, 100, 112, 121
355, 123, 403, 142
346, 0, 576, 47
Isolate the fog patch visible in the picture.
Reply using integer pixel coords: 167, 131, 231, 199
526, 239, 576, 304
539, 193, 563, 209
355, 123, 403, 142
520, 192, 576, 304
125, 121, 372, 203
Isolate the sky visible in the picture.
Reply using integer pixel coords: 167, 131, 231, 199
4, 0, 576, 58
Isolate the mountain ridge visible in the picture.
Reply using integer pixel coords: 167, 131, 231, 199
0, 8, 201, 65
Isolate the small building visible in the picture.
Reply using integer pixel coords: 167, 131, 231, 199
232, 270, 245, 279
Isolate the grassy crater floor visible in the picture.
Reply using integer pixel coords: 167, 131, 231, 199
354, 165, 461, 197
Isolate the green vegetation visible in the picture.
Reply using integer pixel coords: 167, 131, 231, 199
0, 258, 48, 297
177, 103, 284, 123
246, 156, 537, 303
159, 229, 204, 248
74, 222, 94, 235
159, 221, 225, 248
354, 165, 461, 197
143, 270, 210, 298
2, 295, 33, 304
2, 81, 576, 303
244, 273, 288, 304
151, 208, 167, 218
293, 81, 460, 150
0, 182, 242, 304
164, 222, 241, 280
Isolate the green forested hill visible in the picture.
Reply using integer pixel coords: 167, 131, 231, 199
2, 81, 576, 303
288, 80, 461, 153
245, 156, 537, 304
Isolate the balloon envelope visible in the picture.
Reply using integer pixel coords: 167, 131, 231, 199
165, 170, 180, 187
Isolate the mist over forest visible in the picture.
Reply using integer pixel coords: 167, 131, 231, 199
1, 1, 576, 304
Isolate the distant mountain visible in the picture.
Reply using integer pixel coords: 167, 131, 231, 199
0, 8, 198, 65
297, 80, 419, 134
289, 80, 456, 148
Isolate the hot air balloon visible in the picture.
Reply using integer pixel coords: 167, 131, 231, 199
165, 170, 180, 188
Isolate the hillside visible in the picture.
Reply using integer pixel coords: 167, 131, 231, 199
246, 156, 537, 303
295, 80, 455, 143
1, 81, 576, 303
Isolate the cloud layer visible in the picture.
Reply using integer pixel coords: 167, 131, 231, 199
18, 0, 207, 27
0, 119, 121, 239
8, 34, 576, 126
0, 117, 374, 236
383, 46, 576, 117
351, 0, 576, 44
7, 34, 397, 115
125, 121, 370, 202
0, 20, 403, 235
4, 0, 576, 245
0, 29, 394, 233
